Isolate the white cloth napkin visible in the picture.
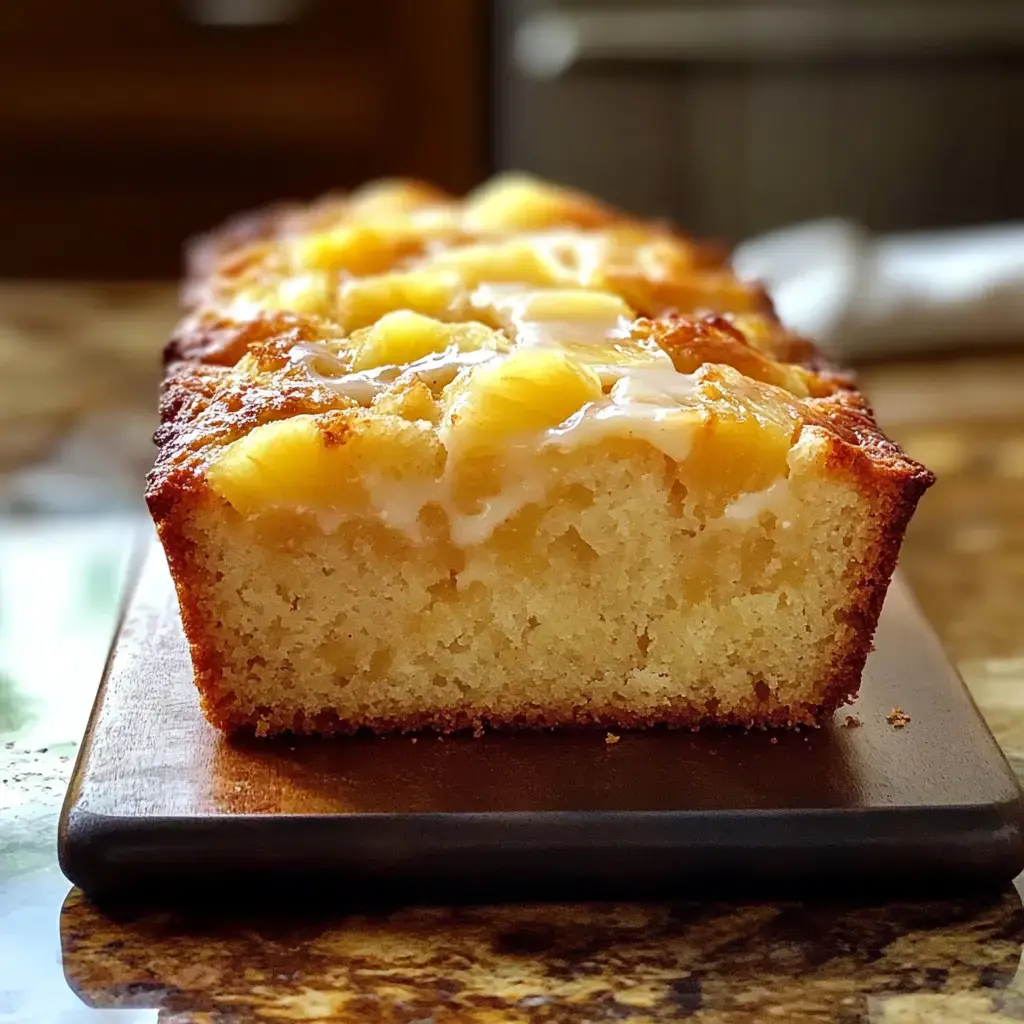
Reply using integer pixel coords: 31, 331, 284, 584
733, 219, 1024, 359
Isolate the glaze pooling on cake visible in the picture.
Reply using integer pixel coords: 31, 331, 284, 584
290, 340, 502, 404
150, 173, 934, 736
267, 273, 740, 545
278, 325, 716, 546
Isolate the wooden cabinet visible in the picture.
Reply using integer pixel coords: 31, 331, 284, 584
0, 1, 489, 277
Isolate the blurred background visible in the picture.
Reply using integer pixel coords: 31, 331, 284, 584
0, 0, 1023, 751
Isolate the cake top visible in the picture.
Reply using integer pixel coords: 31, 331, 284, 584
152, 173, 930, 544
186, 173, 777, 326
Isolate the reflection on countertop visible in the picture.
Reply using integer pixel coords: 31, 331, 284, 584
0, 285, 1023, 1021
1, 518, 140, 1024
55, 886, 1024, 1022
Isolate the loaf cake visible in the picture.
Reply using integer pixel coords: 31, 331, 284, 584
147, 173, 933, 736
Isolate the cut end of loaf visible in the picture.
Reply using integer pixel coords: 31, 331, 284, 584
157, 430, 925, 737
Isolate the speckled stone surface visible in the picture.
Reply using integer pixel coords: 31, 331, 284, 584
56, 888, 1024, 1022
1, 287, 1023, 1022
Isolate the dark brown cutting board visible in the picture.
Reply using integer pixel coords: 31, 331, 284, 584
59, 544, 1024, 900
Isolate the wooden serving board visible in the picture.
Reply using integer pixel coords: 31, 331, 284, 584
59, 544, 1024, 899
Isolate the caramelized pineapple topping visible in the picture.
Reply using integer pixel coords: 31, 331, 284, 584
197, 173, 843, 537
442, 348, 604, 457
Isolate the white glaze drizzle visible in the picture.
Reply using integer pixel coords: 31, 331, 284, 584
724, 478, 792, 526
285, 286, 778, 546
608, 365, 700, 404
318, 459, 549, 548
362, 473, 444, 539
290, 341, 501, 404
471, 284, 633, 348
543, 367, 701, 463
470, 282, 676, 389
544, 403, 695, 463
447, 474, 548, 548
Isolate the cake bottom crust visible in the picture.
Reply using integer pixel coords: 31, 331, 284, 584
205, 684, 855, 738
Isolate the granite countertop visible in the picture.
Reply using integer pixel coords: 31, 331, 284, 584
1, 285, 1024, 1022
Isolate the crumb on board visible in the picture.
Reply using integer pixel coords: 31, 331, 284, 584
887, 706, 911, 729
844, 715, 862, 728
605, 732, 620, 745
473, 722, 485, 739
769, 736, 778, 745
410, 737, 418, 744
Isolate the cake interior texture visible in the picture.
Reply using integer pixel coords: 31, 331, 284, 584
148, 173, 934, 735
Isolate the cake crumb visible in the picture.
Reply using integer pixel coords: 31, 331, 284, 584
472, 722, 485, 739
887, 706, 911, 729
605, 732, 620, 745
769, 736, 778, 745
410, 737, 418, 744
844, 715, 862, 728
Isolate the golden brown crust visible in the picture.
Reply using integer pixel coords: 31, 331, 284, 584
173, 174, 783, 364
182, 180, 453, 299
183, 199, 306, 293
181, 179, 456, 309
165, 310, 329, 367
149, 173, 935, 737
647, 314, 851, 397
206, 696, 850, 738
149, 313, 928, 504
148, 361, 348, 520
815, 404, 935, 716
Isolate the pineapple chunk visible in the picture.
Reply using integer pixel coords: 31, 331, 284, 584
685, 366, 803, 509
464, 173, 609, 232
291, 224, 419, 277
207, 415, 351, 515
338, 270, 460, 333
512, 288, 633, 327
350, 311, 452, 371
442, 348, 602, 456
725, 313, 777, 352
263, 272, 333, 317
207, 412, 442, 516
479, 287, 663, 381
345, 178, 449, 218
478, 287, 632, 336
427, 240, 565, 288
349, 312, 501, 372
